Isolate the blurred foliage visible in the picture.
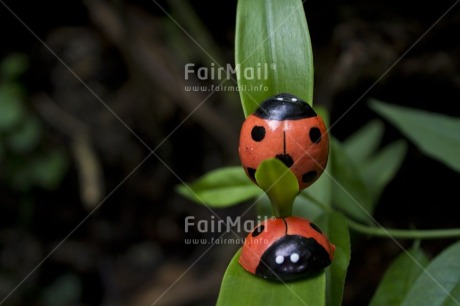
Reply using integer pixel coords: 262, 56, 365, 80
0, 54, 69, 192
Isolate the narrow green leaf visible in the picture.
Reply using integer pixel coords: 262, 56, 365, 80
343, 119, 385, 163
255, 158, 299, 217
176, 167, 262, 208
235, 0, 314, 117
315, 212, 351, 306
362, 139, 407, 207
444, 284, 460, 306
217, 249, 326, 306
400, 241, 460, 306
370, 100, 460, 173
369, 247, 429, 306
330, 138, 373, 223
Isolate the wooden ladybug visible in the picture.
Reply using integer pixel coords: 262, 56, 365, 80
239, 216, 335, 282
238, 93, 329, 190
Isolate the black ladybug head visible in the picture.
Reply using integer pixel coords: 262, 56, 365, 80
255, 235, 331, 282
254, 93, 317, 120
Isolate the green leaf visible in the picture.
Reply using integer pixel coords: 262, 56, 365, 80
362, 139, 407, 207
370, 99, 460, 173
369, 247, 429, 306
217, 249, 326, 306
255, 158, 299, 217
400, 241, 460, 306
315, 212, 351, 306
342, 118, 406, 212
343, 119, 385, 163
235, 0, 314, 117
176, 167, 262, 208
330, 137, 373, 223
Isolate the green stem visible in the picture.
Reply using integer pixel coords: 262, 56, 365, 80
302, 191, 460, 239
255, 158, 298, 218
271, 197, 293, 218
347, 219, 460, 240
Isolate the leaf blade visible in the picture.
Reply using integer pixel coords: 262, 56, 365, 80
330, 137, 373, 223
343, 119, 385, 163
369, 247, 429, 306
370, 100, 460, 173
315, 212, 351, 306
400, 241, 460, 306
236, 0, 314, 117
362, 139, 407, 207
176, 167, 262, 207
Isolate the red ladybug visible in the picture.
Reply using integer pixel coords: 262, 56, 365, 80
239, 93, 329, 190
239, 216, 335, 281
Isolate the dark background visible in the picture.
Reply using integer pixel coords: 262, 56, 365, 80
0, 0, 459, 305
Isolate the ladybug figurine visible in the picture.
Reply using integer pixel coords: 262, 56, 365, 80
239, 216, 335, 282
239, 93, 329, 190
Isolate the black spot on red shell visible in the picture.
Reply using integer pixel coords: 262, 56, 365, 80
251, 126, 266, 142
310, 223, 322, 234
309, 127, 322, 144
252, 225, 265, 237
302, 171, 317, 183
275, 154, 294, 168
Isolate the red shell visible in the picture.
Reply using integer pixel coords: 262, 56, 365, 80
239, 114, 329, 190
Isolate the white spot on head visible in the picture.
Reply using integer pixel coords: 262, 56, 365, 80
290, 253, 300, 263
276, 97, 283, 101
291, 98, 298, 102
275, 255, 284, 264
